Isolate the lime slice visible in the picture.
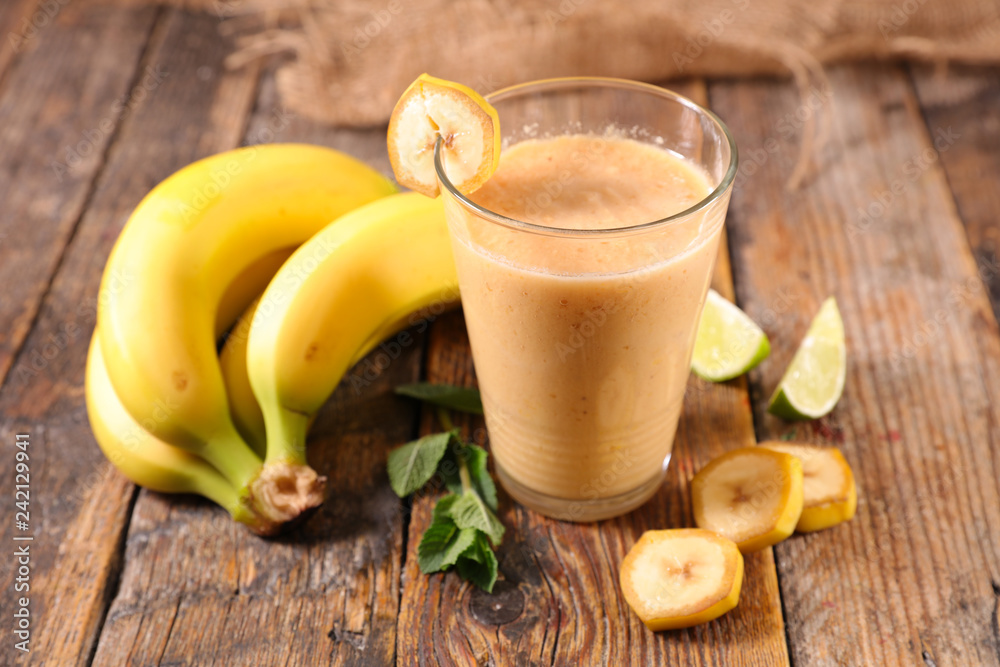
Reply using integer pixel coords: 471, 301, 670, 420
767, 297, 846, 420
691, 289, 770, 382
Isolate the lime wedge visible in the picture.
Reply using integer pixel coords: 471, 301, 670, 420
767, 297, 846, 420
691, 289, 770, 382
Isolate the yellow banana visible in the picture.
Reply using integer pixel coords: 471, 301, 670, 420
85, 334, 265, 530
215, 249, 295, 459
220, 297, 267, 454
96, 144, 396, 523
239, 192, 459, 478
222, 283, 459, 452
216, 247, 296, 345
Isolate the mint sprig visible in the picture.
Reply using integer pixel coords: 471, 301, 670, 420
387, 391, 502, 593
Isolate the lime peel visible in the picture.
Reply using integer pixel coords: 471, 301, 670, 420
767, 296, 846, 420
691, 289, 770, 382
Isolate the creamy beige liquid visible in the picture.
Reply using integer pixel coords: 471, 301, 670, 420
449, 135, 724, 515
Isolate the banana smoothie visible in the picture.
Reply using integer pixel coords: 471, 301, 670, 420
445, 134, 728, 520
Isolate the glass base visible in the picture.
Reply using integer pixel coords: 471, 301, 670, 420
495, 458, 669, 522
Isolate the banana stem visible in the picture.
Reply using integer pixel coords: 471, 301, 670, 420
242, 405, 325, 534
199, 425, 264, 492
263, 405, 311, 467
192, 468, 244, 516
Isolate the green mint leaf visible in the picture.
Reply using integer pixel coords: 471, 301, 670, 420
395, 383, 484, 415
387, 431, 453, 497
455, 533, 499, 592
431, 492, 460, 519
418, 496, 478, 573
417, 520, 457, 573
439, 442, 497, 511
439, 447, 463, 496
462, 444, 498, 512
448, 490, 505, 546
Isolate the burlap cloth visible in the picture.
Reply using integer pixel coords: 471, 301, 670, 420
123, 0, 1000, 185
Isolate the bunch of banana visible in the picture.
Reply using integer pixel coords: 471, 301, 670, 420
221, 192, 459, 484
86, 143, 459, 534
86, 335, 255, 524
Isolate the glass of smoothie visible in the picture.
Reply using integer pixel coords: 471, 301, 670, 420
435, 78, 738, 521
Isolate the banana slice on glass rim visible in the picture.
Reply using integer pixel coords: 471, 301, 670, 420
387, 73, 501, 198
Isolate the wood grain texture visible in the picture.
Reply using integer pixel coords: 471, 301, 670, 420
396, 82, 790, 666
91, 61, 417, 665
0, 6, 163, 666
910, 65, 1000, 323
0, 2, 160, 389
0, 0, 47, 87
710, 64, 1000, 666
0, 11, 996, 662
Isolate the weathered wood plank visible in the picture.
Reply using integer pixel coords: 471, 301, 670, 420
910, 65, 1000, 323
244, 69, 395, 179
0, 2, 160, 389
0, 0, 47, 86
397, 81, 790, 665
0, 5, 166, 666
91, 65, 416, 666
710, 64, 1000, 666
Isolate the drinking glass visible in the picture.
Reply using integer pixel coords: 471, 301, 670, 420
436, 78, 738, 521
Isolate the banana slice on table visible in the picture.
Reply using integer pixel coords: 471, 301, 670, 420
760, 442, 857, 532
691, 447, 804, 553
619, 528, 744, 631
387, 73, 500, 198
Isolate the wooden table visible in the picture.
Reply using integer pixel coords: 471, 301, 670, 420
1, 3, 999, 665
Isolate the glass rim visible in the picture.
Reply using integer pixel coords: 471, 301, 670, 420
433, 76, 739, 239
